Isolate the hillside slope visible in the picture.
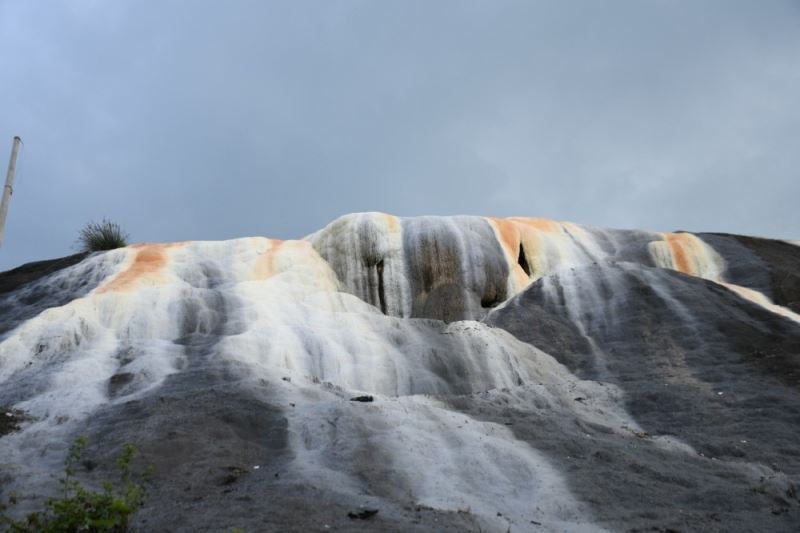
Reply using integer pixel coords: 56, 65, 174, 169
1, 213, 799, 532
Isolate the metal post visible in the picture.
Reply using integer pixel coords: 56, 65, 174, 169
0, 136, 23, 247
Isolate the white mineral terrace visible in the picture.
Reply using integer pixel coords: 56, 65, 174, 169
0, 212, 797, 531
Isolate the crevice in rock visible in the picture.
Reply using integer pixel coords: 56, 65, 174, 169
481, 289, 502, 309
377, 259, 387, 315
518, 243, 532, 277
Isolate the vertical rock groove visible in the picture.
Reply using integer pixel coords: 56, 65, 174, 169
376, 259, 387, 315
518, 242, 532, 277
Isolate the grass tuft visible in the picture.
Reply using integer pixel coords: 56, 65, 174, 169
77, 219, 129, 252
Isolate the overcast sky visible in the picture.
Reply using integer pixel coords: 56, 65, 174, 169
1, 0, 799, 269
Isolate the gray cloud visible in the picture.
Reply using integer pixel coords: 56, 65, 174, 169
1, 0, 799, 269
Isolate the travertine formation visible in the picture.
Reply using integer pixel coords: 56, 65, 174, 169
1, 213, 799, 532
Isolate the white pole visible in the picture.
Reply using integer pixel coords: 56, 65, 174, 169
0, 136, 23, 247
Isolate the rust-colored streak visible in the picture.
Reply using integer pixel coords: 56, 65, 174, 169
507, 217, 562, 234
664, 233, 691, 274
96, 243, 181, 293
488, 217, 521, 260
253, 240, 285, 280
382, 213, 401, 233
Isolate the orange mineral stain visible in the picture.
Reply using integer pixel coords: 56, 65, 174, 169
507, 217, 563, 234
382, 213, 401, 233
488, 217, 521, 261
252, 240, 285, 280
96, 243, 183, 293
664, 233, 692, 274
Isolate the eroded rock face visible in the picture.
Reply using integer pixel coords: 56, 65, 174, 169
0, 213, 799, 532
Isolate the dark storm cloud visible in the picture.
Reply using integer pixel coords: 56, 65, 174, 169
1, 0, 799, 269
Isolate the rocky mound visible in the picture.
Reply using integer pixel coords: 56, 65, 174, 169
1, 213, 799, 532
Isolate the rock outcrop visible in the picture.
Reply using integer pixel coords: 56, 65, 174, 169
1, 213, 799, 532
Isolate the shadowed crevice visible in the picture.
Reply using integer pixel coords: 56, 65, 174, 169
517, 242, 531, 277
377, 259, 387, 315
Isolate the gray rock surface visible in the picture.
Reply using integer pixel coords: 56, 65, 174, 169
1, 214, 798, 532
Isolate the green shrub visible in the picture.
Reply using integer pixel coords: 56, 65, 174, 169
76, 219, 129, 252
0, 437, 149, 532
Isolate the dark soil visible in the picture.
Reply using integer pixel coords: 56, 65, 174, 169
0, 407, 29, 437
0, 253, 89, 295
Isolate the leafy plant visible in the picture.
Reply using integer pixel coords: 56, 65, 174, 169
76, 219, 129, 252
1, 437, 149, 532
